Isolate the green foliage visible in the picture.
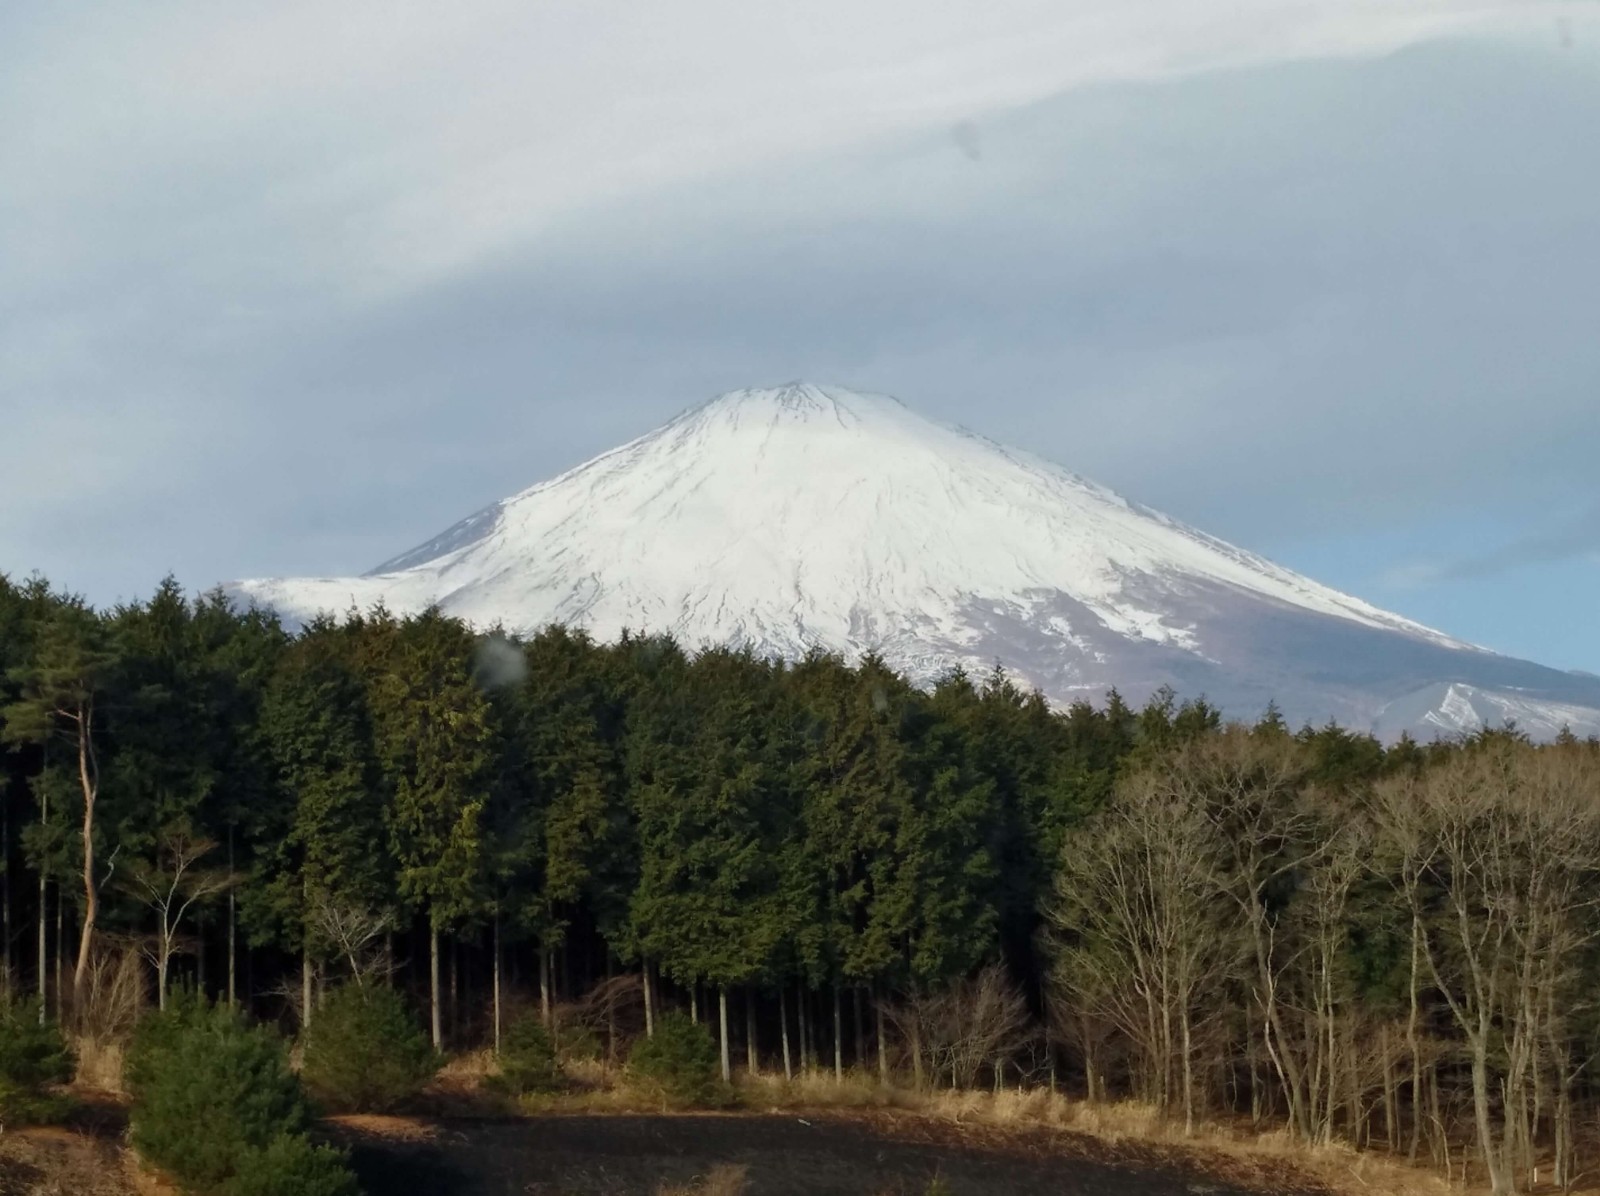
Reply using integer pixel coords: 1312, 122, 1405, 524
627, 1012, 728, 1108
0, 998, 73, 1125
300, 983, 438, 1113
222, 1135, 361, 1196
125, 994, 338, 1195
488, 1014, 562, 1096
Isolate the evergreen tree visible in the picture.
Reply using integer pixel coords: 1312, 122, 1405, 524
368, 609, 496, 1048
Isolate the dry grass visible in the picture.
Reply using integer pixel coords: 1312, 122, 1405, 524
437, 1046, 498, 1080
653, 1163, 748, 1196
72, 1036, 126, 1094
751, 1080, 1471, 1196
640, 1071, 1484, 1196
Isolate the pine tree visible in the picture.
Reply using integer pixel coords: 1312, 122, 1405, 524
368, 610, 495, 1048
0, 592, 116, 1011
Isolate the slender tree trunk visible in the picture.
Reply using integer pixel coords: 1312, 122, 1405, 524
157, 951, 169, 1011
691, 983, 699, 1025
1, 800, 11, 1000
448, 937, 459, 1047
718, 986, 731, 1082
492, 912, 503, 1055
72, 711, 99, 1011
604, 952, 617, 1063
832, 985, 843, 1082
1382, 1025, 1398, 1149
302, 945, 314, 1030
429, 920, 443, 1051
1180, 1006, 1195, 1136
876, 989, 889, 1086
780, 985, 793, 1081
745, 988, 758, 1075
853, 987, 865, 1071
1470, 1032, 1509, 1196
53, 896, 63, 1023
539, 943, 552, 1026
227, 827, 237, 1007
1406, 903, 1424, 1162
642, 957, 655, 1038
797, 985, 809, 1075
37, 872, 46, 1020
196, 915, 207, 996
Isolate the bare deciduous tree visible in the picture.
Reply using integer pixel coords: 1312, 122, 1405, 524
123, 825, 236, 1010
886, 964, 1033, 1091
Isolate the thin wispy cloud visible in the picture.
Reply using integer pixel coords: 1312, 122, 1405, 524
1391, 508, 1600, 587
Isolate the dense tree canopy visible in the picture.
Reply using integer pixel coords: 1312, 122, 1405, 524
1, 571, 1598, 1194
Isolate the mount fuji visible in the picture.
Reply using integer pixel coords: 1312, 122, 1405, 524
228, 383, 1600, 740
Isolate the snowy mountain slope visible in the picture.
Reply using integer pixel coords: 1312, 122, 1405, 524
228, 383, 1600, 740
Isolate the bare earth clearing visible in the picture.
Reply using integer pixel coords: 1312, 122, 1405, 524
330, 1112, 1328, 1196
0, 1106, 1327, 1196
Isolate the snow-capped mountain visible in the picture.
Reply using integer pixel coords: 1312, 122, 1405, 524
228, 383, 1600, 740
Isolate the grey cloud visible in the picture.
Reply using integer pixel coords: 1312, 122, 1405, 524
1407, 508, 1600, 584
3, 35, 1599, 638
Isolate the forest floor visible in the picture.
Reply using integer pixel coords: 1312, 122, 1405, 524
0, 1068, 1554, 1196
329, 1110, 1328, 1196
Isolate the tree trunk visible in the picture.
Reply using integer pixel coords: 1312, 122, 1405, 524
37, 858, 47, 1017
691, 982, 699, 1025
745, 988, 758, 1075
643, 957, 655, 1038
302, 946, 314, 1030
448, 936, 459, 1047
1471, 1033, 1510, 1196
492, 913, 503, 1055
780, 985, 793, 1081
797, 985, 809, 1075
539, 943, 551, 1025
429, 920, 443, 1051
196, 915, 207, 996
853, 987, 865, 1072
54, 896, 64, 1023
72, 712, 99, 1012
718, 986, 731, 1082
832, 985, 843, 1082
1, 801, 11, 1000
227, 827, 237, 1006
876, 989, 889, 1086
157, 940, 169, 1011
1180, 1005, 1195, 1136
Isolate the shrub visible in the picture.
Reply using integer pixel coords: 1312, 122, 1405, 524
0, 998, 74, 1125
300, 983, 438, 1113
489, 1014, 561, 1097
126, 994, 312, 1192
222, 1134, 361, 1196
627, 1012, 728, 1108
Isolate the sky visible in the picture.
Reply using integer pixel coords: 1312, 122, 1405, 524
2, 1, 1598, 673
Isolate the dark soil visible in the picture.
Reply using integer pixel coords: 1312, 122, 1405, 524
336, 1112, 1331, 1196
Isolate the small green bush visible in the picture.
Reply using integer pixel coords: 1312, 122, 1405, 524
0, 998, 74, 1125
127, 995, 312, 1192
222, 1134, 361, 1196
488, 1014, 561, 1097
627, 1012, 728, 1108
552, 1016, 602, 1063
300, 983, 438, 1113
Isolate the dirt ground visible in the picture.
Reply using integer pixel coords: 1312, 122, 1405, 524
0, 1126, 138, 1196
333, 1112, 1333, 1196
1, 1100, 1331, 1196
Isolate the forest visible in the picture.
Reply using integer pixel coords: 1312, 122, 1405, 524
3, 571, 1600, 1196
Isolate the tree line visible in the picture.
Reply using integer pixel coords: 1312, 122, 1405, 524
2, 571, 1598, 1195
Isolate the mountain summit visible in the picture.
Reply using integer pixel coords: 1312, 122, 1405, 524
229, 383, 1600, 739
